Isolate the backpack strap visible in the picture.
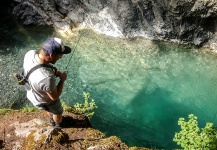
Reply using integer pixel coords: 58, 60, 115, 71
25, 64, 57, 79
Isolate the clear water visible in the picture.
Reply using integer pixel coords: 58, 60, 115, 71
2, 27, 217, 149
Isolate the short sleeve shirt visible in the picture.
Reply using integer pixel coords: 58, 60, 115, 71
23, 50, 56, 106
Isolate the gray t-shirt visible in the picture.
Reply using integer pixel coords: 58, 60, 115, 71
23, 50, 56, 106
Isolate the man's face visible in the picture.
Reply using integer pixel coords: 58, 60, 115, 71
51, 54, 63, 64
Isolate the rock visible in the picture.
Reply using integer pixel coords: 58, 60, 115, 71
1, 111, 144, 149
11, 0, 217, 49
12, 118, 48, 138
11, 118, 69, 149
13, 3, 46, 25
86, 136, 129, 150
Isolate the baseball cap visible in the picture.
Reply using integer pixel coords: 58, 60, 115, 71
42, 38, 71, 55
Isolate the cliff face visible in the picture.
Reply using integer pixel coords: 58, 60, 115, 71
0, 110, 143, 149
12, 0, 217, 49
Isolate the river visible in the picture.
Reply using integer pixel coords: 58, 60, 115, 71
1, 26, 217, 149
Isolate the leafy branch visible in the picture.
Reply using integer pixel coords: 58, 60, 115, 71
62, 92, 98, 119
173, 114, 217, 150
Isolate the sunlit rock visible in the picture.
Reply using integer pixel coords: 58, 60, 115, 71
11, 0, 217, 49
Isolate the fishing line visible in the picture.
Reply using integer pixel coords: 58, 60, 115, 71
64, 30, 83, 70
64, 0, 111, 70
64, 5, 91, 71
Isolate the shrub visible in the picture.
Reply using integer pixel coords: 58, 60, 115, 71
62, 92, 98, 119
173, 114, 217, 150
22, 104, 38, 113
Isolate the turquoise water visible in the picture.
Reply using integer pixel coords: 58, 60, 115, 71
59, 31, 217, 148
2, 27, 217, 149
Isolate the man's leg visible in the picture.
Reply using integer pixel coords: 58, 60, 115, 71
47, 111, 53, 118
53, 114, 62, 124
45, 100, 63, 126
46, 111, 63, 126
47, 111, 62, 123
46, 111, 55, 126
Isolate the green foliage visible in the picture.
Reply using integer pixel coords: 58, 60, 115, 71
22, 104, 38, 113
0, 108, 15, 115
62, 92, 98, 119
173, 114, 217, 150
61, 101, 74, 112
73, 92, 98, 118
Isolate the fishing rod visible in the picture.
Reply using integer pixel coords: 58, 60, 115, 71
64, 5, 90, 71
64, 30, 83, 70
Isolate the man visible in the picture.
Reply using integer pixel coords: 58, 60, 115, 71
23, 37, 71, 128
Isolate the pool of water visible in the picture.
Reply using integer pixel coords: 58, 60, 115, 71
1, 26, 217, 149
64, 32, 217, 148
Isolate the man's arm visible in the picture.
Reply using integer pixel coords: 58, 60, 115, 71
47, 71, 67, 101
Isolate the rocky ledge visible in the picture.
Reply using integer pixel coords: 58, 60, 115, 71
0, 110, 148, 150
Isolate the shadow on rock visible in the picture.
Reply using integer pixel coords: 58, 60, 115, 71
0, 140, 4, 149
62, 115, 92, 128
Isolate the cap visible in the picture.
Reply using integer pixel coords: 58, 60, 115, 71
42, 38, 71, 55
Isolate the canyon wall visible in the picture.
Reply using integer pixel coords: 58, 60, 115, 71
12, 0, 217, 49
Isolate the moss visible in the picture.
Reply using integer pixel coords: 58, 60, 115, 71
101, 136, 121, 143
0, 107, 38, 116
23, 130, 37, 150
51, 131, 63, 143
22, 130, 47, 150
86, 128, 105, 139
129, 146, 151, 150
103, 136, 129, 148
49, 129, 69, 145
81, 136, 129, 149
0, 108, 19, 115
39, 133, 47, 143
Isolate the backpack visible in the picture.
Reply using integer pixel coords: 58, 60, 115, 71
14, 64, 57, 91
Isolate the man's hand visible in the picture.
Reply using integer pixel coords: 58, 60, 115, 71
58, 71, 67, 81
55, 70, 61, 77
47, 71, 67, 101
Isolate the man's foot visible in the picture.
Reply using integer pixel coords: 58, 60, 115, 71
55, 122, 63, 128
55, 116, 66, 128
50, 118, 55, 126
